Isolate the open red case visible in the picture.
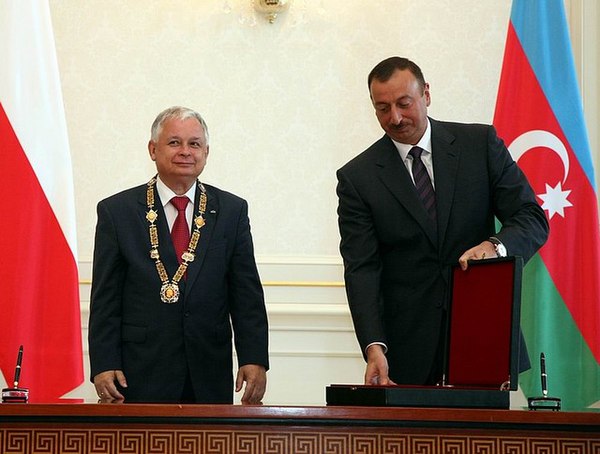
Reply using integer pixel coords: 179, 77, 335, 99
326, 256, 524, 409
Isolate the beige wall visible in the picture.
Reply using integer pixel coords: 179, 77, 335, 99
48, 0, 599, 404
568, 0, 600, 190
50, 0, 599, 263
51, 0, 518, 261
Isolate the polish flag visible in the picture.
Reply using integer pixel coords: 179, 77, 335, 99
0, 1, 84, 402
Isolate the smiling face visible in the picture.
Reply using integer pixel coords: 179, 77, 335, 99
370, 68, 431, 145
148, 117, 209, 194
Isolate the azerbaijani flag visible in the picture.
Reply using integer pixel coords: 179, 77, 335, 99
0, 1, 84, 402
494, 0, 600, 410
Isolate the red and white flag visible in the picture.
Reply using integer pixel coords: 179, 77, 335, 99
0, 1, 84, 402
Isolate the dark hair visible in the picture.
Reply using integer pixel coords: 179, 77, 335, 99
368, 57, 426, 92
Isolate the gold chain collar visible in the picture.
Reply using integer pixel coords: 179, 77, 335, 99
145, 176, 207, 303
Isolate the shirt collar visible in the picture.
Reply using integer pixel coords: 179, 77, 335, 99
156, 176, 197, 208
391, 118, 432, 161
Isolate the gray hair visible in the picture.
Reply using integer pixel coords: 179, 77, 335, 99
150, 106, 210, 145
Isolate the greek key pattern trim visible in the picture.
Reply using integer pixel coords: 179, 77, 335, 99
1, 428, 599, 454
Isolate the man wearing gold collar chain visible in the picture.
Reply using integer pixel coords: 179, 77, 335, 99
88, 106, 269, 404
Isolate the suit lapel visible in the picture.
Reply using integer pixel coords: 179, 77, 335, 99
136, 186, 150, 226
375, 135, 438, 246
183, 185, 218, 298
144, 185, 182, 277
429, 119, 459, 250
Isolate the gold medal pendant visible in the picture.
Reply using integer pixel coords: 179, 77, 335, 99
160, 282, 180, 304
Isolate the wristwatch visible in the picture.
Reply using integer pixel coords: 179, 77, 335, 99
488, 237, 507, 257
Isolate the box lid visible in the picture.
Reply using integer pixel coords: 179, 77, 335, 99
444, 256, 523, 390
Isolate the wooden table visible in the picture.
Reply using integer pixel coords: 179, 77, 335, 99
1, 404, 599, 453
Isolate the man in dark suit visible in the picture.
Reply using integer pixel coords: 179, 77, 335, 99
89, 106, 269, 404
336, 57, 549, 387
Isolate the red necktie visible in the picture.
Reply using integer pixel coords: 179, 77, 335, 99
409, 146, 437, 221
170, 196, 190, 263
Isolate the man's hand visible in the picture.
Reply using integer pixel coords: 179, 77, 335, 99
458, 240, 497, 270
236, 364, 267, 404
93, 370, 127, 403
365, 344, 396, 386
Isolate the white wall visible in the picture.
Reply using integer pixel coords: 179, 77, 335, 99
47, 0, 599, 405
568, 0, 600, 191
51, 0, 518, 260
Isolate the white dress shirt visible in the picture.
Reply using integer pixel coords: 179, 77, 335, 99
391, 118, 435, 189
156, 176, 196, 233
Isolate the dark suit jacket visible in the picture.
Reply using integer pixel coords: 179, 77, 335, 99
336, 119, 548, 385
88, 182, 269, 403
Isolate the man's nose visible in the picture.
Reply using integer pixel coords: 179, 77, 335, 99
389, 107, 402, 124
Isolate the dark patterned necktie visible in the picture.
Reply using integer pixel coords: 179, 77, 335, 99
170, 196, 190, 264
409, 146, 437, 221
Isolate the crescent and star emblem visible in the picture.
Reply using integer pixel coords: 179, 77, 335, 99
509, 130, 573, 219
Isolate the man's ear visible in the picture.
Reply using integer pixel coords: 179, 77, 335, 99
148, 140, 156, 161
423, 82, 431, 107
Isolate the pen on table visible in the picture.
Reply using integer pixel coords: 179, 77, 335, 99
13, 345, 23, 388
540, 352, 547, 398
